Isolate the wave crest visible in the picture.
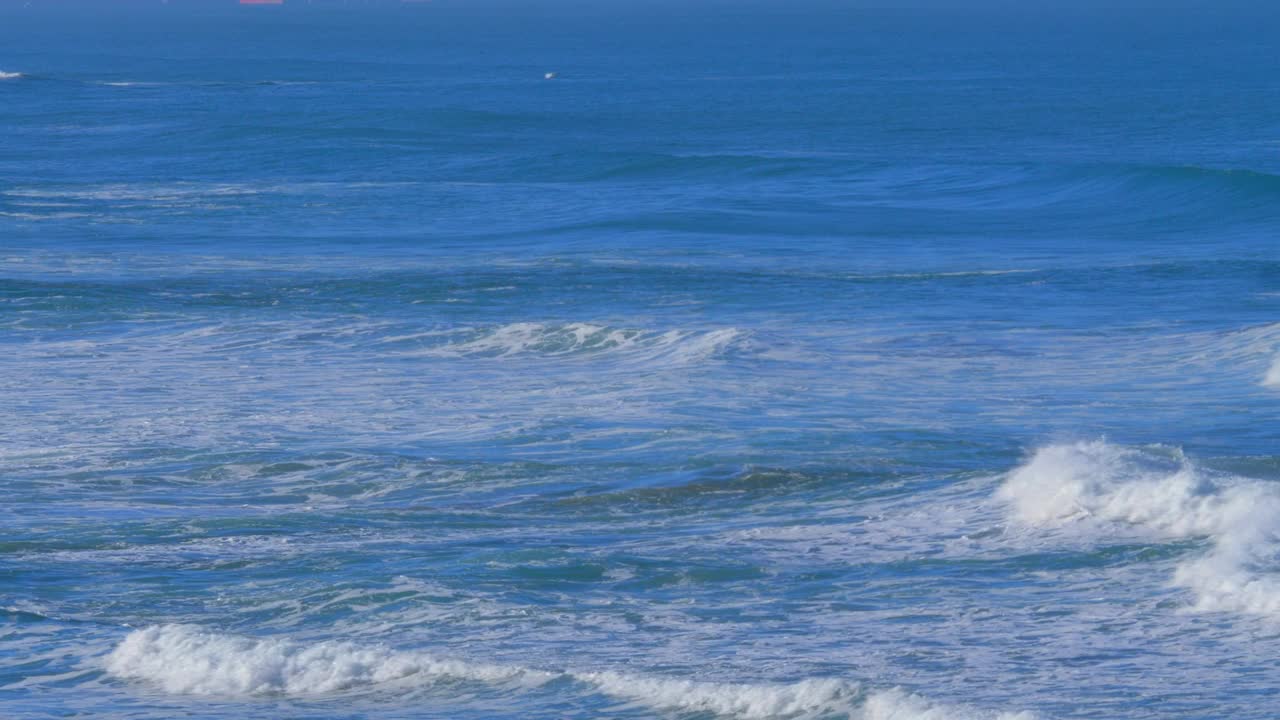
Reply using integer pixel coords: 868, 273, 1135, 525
105, 625, 549, 696
419, 322, 746, 363
107, 625, 1035, 719
1264, 355, 1280, 388
999, 441, 1280, 616
578, 671, 859, 718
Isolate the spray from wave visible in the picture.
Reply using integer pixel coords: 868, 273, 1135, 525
106, 625, 1035, 719
999, 441, 1280, 616
1264, 355, 1280, 388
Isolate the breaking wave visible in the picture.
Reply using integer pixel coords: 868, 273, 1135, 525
106, 625, 1035, 719
1264, 355, 1280, 388
105, 625, 549, 696
999, 441, 1280, 616
579, 671, 1030, 720
0, 71, 23, 80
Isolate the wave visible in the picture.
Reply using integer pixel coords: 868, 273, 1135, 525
1264, 356, 1280, 388
106, 625, 549, 696
1050, 163, 1280, 210
579, 152, 819, 182
476, 153, 1280, 217
823, 161, 1280, 222
999, 441, 1280, 616
584, 672, 1021, 719
0, 71, 23, 80
416, 322, 747, 363
4, 604, 59, 624
1063, 164, 1280, 225
1124, 163, 1280, 195
107, 625, 1036, 719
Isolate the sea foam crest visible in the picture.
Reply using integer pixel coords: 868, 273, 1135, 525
107, 625, 1035, 719
578, 672, 1033, 720
574, 670, 859, 718
423, 322, 745, 363
1264, 355, 1280, 388
999, 441, 1280, 616
105, 625, 549, 696
0, 71, 22, 80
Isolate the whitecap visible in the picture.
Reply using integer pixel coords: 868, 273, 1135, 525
106, 625, 1037, 719
105, 624, 551, 696
999, 440, 1280, 616
573, 670, 860, 718
581, 673, 1032, 719
1263, 355, 1280, 388
0, 71, 22, 80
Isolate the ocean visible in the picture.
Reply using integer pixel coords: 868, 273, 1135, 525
2, 2, 1279, 718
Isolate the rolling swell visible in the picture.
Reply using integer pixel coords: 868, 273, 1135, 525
472, 160, 1280, 241
848, 162, 1280, 217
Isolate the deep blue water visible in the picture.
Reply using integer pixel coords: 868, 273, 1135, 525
2, 3, 1280, 719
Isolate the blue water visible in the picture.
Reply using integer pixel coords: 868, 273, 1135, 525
3, 2, 1280, 719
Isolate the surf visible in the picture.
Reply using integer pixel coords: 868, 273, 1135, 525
106, 625, 1036, 719
999, 441, 1280, 617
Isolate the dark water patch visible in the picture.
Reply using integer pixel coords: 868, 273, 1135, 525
499, 150, 829, 184
544, 466, 896, 515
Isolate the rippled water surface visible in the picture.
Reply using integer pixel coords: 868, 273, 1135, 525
2, 3, 1279, 719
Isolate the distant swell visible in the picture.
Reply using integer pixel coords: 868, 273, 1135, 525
844, 162, 1280, 217
1026, 163, 1280, 210
106, 625, 1035, 719
1127, 163, 1280, 195
581, 151, 818, 182
999, 441, 1280, 616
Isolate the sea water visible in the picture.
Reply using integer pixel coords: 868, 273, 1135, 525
2, 2, 1279, 718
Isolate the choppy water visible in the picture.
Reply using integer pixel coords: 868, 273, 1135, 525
3, 2, 1280, 719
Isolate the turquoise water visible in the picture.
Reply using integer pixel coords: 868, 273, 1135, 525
2, 3, 1280, 718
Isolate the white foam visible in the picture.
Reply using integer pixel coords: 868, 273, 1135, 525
582, 674, 1034, 720
1264, 355, 1280, 388
575, 670, 859, 718
105, 625, 550, 696
860, 688, 1037, 720
0, 71, 21, 80
999, 440, 1280, 616
419, 322, 745, 363
107, 626, 1036, 719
